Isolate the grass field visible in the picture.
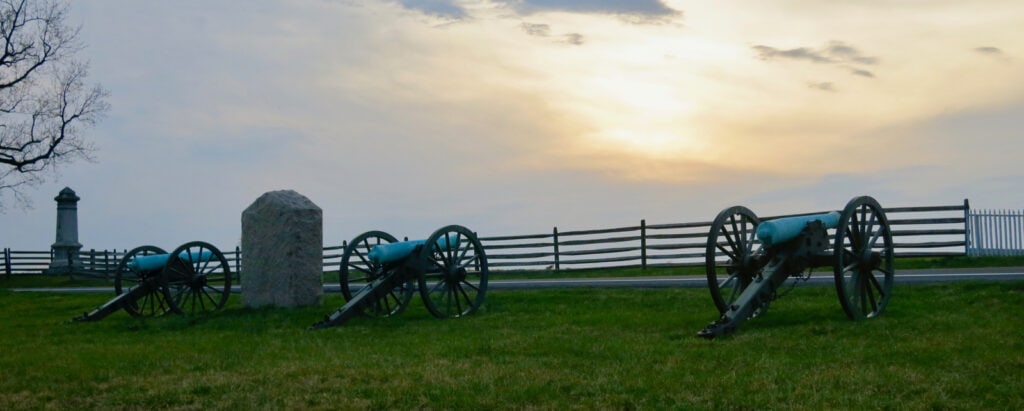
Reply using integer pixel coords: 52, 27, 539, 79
1, 273, 1022, 409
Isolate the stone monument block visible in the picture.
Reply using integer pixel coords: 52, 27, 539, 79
241, 190, 323, 307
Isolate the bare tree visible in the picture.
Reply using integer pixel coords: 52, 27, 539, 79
0, 0, 108, 210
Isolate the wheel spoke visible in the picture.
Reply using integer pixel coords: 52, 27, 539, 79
867, 270, 885, 297
728, 279, 743, 303
859, 205, 869, 239
721, 225, 740, 259
717, 269, 739, 290
715, 243, 738, 262
456, 253, 480, 271
352, 247, 371, 267
745, 227, 757, 256
443, 233, 455, 265
443, 284, 453, 315
456, 234, 472, 262
428, 279, 447, 294
376, 292, 393, 315
729, 215, 744, 253
864, 275, 878, 314
461, 279, 480, 292
738, 218, 748, 253
198, 250, 213, 275
453, 283, 465, 315
202, 286, 219, 308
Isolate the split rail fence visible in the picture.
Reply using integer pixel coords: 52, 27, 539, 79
4, 199, 1020, 277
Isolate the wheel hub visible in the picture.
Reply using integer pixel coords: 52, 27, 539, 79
445, 266, 467, 285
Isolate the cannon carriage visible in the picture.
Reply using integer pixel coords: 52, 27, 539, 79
74, 242, 233, 321
312, 225, 489, 329
698, 196, 894, 338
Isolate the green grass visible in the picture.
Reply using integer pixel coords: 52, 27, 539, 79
1, 280, 1022, 409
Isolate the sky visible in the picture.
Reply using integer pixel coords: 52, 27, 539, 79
2, 0, 1023, 251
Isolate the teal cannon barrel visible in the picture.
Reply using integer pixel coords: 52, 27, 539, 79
367, 236, 460, 265
73, 242, 233, 322
698, 196, 895, 338
756, 212, 840, 247
312, 225, 488, 330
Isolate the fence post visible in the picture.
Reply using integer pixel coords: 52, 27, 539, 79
473, 234, 481, 271
552, 227, 560, 271
4, 248, 11, 279
999, 209, 1006, 257
235, 246, 242, 276
640, 219, 647, 270
1011, 210, 1019, 254
963, 199, 971, 256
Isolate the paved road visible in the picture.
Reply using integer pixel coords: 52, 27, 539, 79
8, 267, 1024, 294
489, 267, 1024, 290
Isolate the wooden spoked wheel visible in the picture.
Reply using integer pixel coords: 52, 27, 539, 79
340, 230, 414, 317
114, 245, 169, 317
162, 241, 232, 315
705, 206, 763, 314
417, 225, 489, 319
833, 196, 894, 320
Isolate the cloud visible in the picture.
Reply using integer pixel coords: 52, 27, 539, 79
753, 41, 878, 79
498, 0, 682, 23
520, 22, 550, 36
973, 46, 1011, 62
825, 42, 878, 65
521, 22, 582, 45
563, 32, 584, 45
754, 41, 878, 66
397, 0, 466, 19
974, 46, 1003, 55
753, 45, 831, 63
807, 82, 835, 92
849, 68, 875, 78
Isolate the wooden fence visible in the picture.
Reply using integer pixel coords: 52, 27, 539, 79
481, 201, 971, 270
967, 208, 1024, 256
1, 248, 246, 278
0, 200, 987, 277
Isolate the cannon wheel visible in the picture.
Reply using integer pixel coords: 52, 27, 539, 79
340, 230, 414, 317
706, 206, 763, 314
114, 245, 170, 317
833, 196, 894, 320
418, 225, 489, 319
161, 241, 233, 315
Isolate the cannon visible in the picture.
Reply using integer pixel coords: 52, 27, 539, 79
697, 196, 894, 338
74, 242, 233, 321
312, 225, 489, 329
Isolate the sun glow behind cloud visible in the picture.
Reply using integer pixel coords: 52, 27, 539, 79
194, 0, 1024, 186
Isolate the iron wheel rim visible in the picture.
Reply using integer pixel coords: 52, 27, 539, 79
833, 196, 894, 320
418, 225, 489, 319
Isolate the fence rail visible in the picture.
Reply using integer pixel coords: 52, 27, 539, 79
6, 199, 1019, 277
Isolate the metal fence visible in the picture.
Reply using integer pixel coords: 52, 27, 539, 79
1, 199, 999, 277
967, 208, 1024, 256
